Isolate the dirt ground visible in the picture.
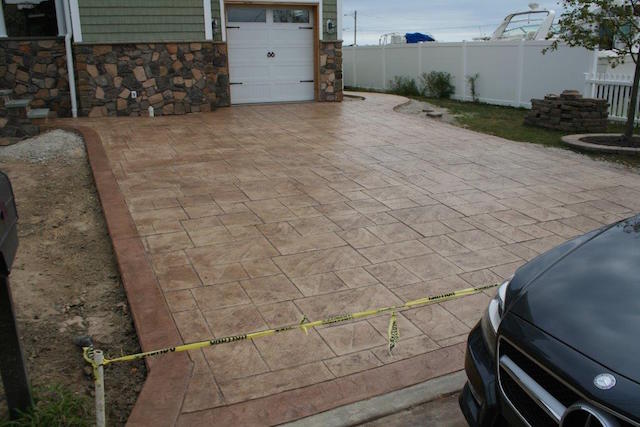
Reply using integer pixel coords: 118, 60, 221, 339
394, 99, 458, 124
0, 130, 145, 425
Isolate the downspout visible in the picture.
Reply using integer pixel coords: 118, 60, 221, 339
62, 0, 78, 118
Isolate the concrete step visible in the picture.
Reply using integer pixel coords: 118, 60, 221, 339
422, 107, 434, 113
5, 98, 30, 109
426, 111, 443, 118
27, 108, 50, 120
0, 89, 13, 97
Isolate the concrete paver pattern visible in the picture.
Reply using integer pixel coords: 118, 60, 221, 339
76, 92, 640, 424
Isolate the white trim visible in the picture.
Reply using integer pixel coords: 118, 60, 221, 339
318, 0, 322, 40
69, 0, 82, 42
219, 0, 226, 42
203, 0, 213, 40
55, 0, 66, 36
62, 0, 78, 117
336, 0, 342, 41
0, 3, 6, 38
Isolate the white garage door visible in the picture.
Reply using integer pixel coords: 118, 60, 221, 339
226, 6, 315, 104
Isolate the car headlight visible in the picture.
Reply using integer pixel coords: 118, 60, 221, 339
480, 278, 510, 358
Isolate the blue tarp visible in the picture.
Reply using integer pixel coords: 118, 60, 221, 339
405, 32, 435, 43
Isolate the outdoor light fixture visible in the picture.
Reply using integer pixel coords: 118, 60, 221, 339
326, 18, 336, 34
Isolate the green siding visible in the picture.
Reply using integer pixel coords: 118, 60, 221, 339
79, 0, 205, 43
323, 0, 337, 41
79, 0, 337, 43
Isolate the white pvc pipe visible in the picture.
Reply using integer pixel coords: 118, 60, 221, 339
93, 350, 106, 427
62, 0, 78, 118
0, 2, 7, 38
55, 0, 66, 36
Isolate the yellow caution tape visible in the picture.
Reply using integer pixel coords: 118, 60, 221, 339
388, 312, 399, 354
82, 283, 497, 368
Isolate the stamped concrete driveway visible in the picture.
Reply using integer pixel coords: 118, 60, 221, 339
75, 92, 640, 425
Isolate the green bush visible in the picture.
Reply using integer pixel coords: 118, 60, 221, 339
389, 76, 420, 97
420, 71, 455, 98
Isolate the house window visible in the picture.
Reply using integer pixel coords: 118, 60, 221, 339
272, 9, 310, 24
3, 0, 59, 37
227, 7, 266, 23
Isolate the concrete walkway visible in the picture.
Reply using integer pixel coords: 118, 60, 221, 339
60, 92, 640, 425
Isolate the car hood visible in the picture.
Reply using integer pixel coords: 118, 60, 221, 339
508, 215, 640, 384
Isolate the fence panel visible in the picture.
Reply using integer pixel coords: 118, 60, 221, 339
344, 40, 594, 109
585, 73, 640, 122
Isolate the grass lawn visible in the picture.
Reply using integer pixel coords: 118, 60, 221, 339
419, 96, 640, 168
347, 87, 640, 168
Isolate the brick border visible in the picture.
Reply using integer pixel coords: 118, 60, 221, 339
562, 133, 640, 154
44, 124, 192, 427
46, 120, 467, 426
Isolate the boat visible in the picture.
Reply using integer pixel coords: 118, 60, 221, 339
474, 3, 556, 41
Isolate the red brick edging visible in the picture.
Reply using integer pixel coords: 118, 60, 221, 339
51, 124, 192, 426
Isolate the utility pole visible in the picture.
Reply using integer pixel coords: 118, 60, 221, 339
354, 10, 357, 46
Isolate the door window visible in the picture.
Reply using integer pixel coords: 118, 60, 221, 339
272, 9, 310, 24
227, 8, 267, 23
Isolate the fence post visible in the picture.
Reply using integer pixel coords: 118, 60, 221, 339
382, 45, 387, 90
352, 46, 357, 88
418, 43, 422, 81
591, 50, 598, 98
462, 41, 468, 101
515, 39, 525, 107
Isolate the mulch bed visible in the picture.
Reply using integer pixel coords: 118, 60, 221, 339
581, 135, 640, 148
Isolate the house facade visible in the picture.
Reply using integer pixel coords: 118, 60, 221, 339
0, 0, 343, 117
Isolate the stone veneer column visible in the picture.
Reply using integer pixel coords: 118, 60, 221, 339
74, 42, 230, 117
0, 38, 70, 117
318, 41, 343, 102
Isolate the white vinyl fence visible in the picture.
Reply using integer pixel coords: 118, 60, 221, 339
584, 73, 639, 122
344, 40, 596, 109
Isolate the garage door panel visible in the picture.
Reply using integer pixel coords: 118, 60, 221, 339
271, 82, 314, 102
272, 65, 313, 81
227, 6, 315, 104
231, 83, 272, 104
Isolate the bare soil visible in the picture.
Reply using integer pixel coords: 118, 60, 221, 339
0, 130, 145, 425
394, 99, 458, 124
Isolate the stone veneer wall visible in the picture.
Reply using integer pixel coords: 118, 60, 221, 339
525, 90, 609, 133
74, 42, 229, 117
0, 38, 71, 117
319, 41, 343, 102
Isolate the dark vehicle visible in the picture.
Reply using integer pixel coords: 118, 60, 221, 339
459, 215, 640, 427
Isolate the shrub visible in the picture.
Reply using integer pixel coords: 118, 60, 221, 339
389, 76, 420, 97
420, 71, 455, 98
467, 73, 480, 102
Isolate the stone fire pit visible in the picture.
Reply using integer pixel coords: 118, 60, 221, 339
525, 90, 609, 133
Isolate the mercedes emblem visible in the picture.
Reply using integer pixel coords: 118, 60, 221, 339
593, 373, 616, 390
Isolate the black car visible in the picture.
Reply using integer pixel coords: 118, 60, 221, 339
459, 215, 640, 427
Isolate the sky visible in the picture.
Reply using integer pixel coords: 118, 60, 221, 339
342, 0, 563, 45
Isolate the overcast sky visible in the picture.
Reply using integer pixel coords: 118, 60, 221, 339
342, 1, 563, 45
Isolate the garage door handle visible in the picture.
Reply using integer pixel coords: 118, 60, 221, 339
300, 80, 314, 83
230, 82, 243, 85
226, 26, 240, 29
267, 52, 275, 58
299, 26, 313, 30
